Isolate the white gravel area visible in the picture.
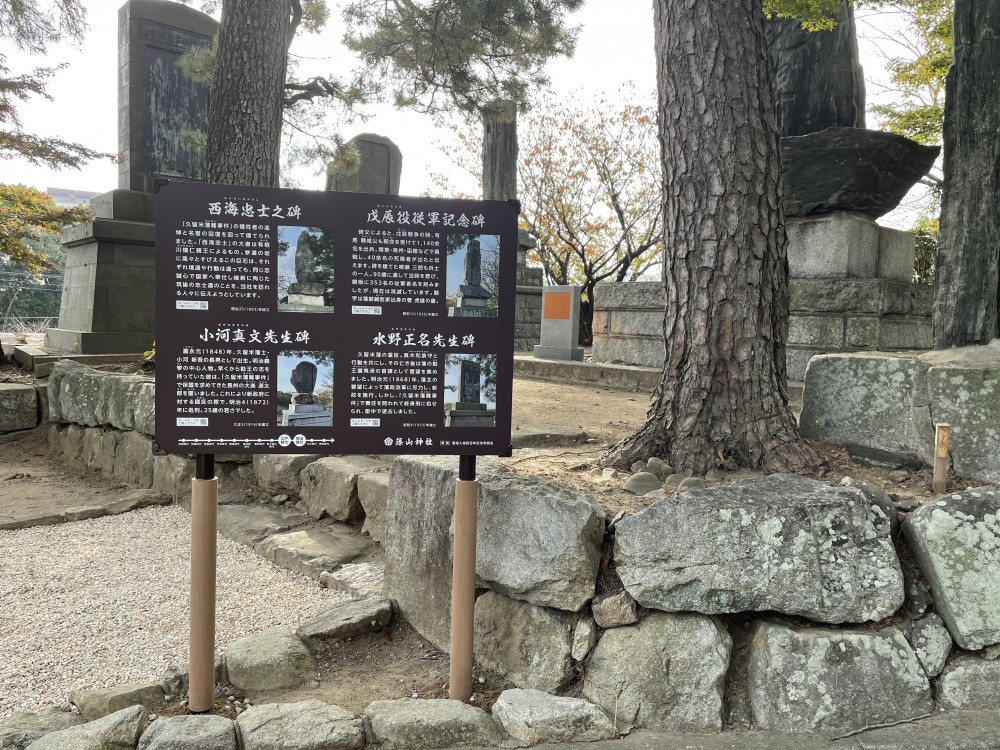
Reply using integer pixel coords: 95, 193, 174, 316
0, 505, 350, 720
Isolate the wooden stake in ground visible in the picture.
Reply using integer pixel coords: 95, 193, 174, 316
449, 455, 478, 701
934, 423, 951, 495
189, 454, 218, 713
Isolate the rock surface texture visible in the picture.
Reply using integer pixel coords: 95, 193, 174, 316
904, 488, 1000, 650
491, 689, 615, 744
363, 699, 502, 750
236, 700, 365, 750
583, 612, 731, 733
781, 128, 939, 218
748, 622, 932, 737
224, 629, 317, 691
936, 656, 1000, 710
614, 474, 903, 623
136, 715, 235, 750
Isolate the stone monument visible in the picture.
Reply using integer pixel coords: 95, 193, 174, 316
119, 0, 217, 191
445, 359, 495, 427
281, 361, 333, 427
285, 231, 333, 310
48, 0, 216, 354
450, 239, 496, 318
326, 133, 402, 194
534, 285, 584, 361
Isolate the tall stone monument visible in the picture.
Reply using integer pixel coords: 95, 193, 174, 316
765, 0, 865, 137
119, 0, 217, 191
48, 0, 216, 354
326, 133, 402, 194
534, 285, 584, 361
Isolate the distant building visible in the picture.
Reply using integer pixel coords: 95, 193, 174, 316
46, 187, 99, 209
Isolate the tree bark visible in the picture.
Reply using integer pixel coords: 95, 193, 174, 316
934, 0, 1000, 347
764, 0, 865, 137
604, 0, 818, 474
482, 101, 518, 201
205, 0, 289, 187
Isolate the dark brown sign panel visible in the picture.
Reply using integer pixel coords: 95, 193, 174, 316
154, 181, 517, 455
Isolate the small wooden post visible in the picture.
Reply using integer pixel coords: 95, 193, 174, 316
449, 455, 478, 701
933, 423, 950, 495
189, 454, 218, 713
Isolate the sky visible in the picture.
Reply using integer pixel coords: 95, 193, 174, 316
5, 1, 919, 223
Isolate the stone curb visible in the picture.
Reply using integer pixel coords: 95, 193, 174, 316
0, 490, 173, 531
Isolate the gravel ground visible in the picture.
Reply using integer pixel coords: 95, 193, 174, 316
0, 506, 349, 720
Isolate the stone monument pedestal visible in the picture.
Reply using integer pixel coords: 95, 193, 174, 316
46, 190, 155, 354
515, 230, 542, 351
281, 402, 332, 427
286, 281, 329, 308
445, 402, 495, 428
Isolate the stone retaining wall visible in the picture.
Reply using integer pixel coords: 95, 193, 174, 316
24, 359, 1000, 741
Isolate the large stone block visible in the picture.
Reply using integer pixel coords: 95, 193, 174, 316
473, 591, 575, 693
590, 336, 664, 369
476, 474, 604, 612
225, 629, 316, 691
904, 488, 1000, 650
0, 383, 37, 432
298, 456, 389, 522
788, 316, 845, 348
236, 700, 364, 750
26, 706, 145, 750
137, 714, 235, 750
748, 622, 932, 736
936, 656, 1000, 710
615, 474, 903, 623
583, 612, 731, 733
254, 525, 370, 579
383, 456, 504, 651
927, 364, 1000, 482
113, 429, 154, 488
592, 281, 664, 311
800, 352, 931, 458
878, 226, 917, 282
786, 212, 879, 279
253, 454, 322, 495
83, 426, 120, 476
491, 689, 615, 745
70, 683, 164, 721
358, 472, 389, 543
363, 699, 502, 750
48, 360, 105, 426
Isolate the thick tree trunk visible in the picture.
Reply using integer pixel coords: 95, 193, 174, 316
934, 0, 1000, 347
604, 0, 818, 474
482, 101, 518, 201
205, 0, 289, 187
764, 0, 865, 137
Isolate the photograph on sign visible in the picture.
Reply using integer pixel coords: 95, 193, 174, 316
277, 226, 335, 313
446, 234, 500, 319
155, 182, 517, 455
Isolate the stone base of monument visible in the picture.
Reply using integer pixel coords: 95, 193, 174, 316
590, 212, 932, 381
45, 190, 155, 355
514, 231, 542, 352
287, 294, 328, 307
445, 402, 495, 428
281, 403, 333, 427
449, 307, 498, 319
533, 345, 584, 361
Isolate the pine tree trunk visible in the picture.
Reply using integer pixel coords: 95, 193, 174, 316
205, 0, 289, 187
604, 0, 818, 474
482, 101, 518, 201
934, 0, 1000, 347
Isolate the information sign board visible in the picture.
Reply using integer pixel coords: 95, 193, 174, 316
154, 181, 517, 455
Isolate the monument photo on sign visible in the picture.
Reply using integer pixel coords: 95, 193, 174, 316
444, 354, 496, 427
277, 353, 333, 427
447, 234, 499, 318
278, 226, 334, 312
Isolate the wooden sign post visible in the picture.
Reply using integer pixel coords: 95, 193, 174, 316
933, 423, 950, 495
449, 455, 478, 701
189, 454, 218, 713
